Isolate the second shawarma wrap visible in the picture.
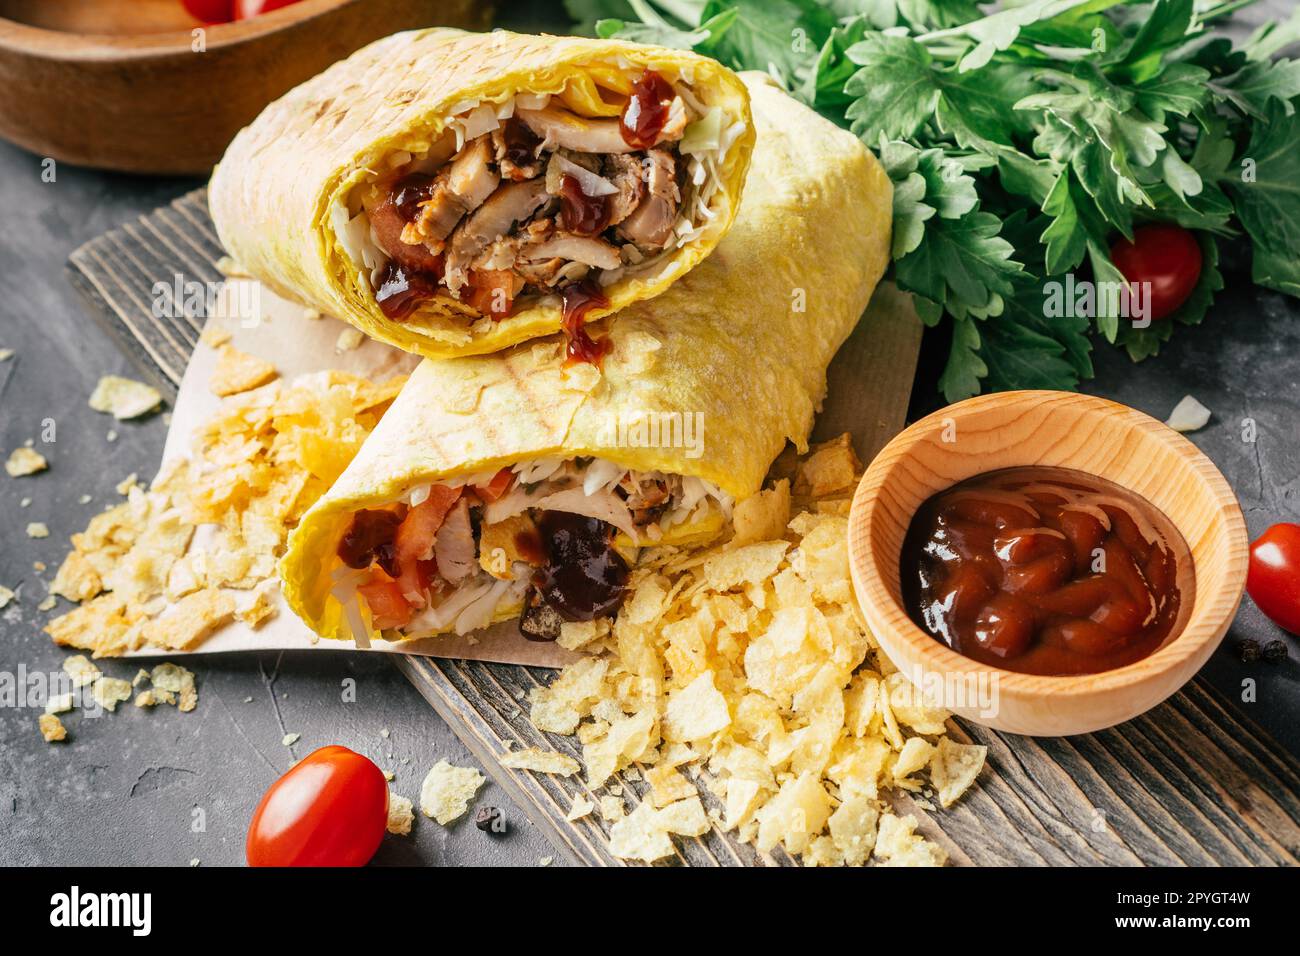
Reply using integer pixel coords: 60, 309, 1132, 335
209, 28, 754, 359
279, 75, 892, 644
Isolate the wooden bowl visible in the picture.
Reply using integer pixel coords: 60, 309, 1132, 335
0, 0, 494, 174
848, 390, 1248, 737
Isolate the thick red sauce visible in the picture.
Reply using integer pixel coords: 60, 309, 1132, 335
338, 509, 402, 577
375, 261, 441, 319
560, 279, 611, 365
498, 117, 541, 176
900, 467, 1194, 676
559, 173, 611, 236
620, 69, 674, 149
520, 512, 629, 641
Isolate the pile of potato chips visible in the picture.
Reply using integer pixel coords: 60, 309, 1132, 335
528, 435, 987, 866
44, 368, 404, 657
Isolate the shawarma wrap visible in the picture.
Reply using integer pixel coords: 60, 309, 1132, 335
209, 28, 754, 359
279, 75, 892, 643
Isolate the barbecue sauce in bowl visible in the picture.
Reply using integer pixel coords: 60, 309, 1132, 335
900, 467, 1194, 676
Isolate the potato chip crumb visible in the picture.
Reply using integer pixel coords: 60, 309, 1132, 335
419, 760, 485, 825
51, 548, 100, 600
793, 434, 861, 497
25, 521, 49, 538
134, 690, 158, 708
236, 580, 279, 629
386, 793, 415, 835
498, 747, 581, 776
598, 795, 624, 821
335, 327, 365, 352
45, 692, 74, 715
930, 737, 987, 808
88, 375, 162, 420
142, 588, 234, 650
92, 677, 132, 712
0, 585, 13, 609
565, 796, 596, 821
39, 713, 67, 743
64, 655, 101, 688
199, 325, 232, 348
37, 595, 56, 611
282, 733, 300, 746
210, 345, 277, 397
144, 662, 198, 711
6, 446, 48, 477
538, 856, 553, 867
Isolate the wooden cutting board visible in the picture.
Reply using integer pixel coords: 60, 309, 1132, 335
68, 189, 1300, 866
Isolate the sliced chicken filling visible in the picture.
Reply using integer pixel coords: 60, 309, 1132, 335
332, 458, 732, 641
341, 69, 726, 327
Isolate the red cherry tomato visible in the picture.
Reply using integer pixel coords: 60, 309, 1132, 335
234, 0, 303, 18
1109, 224, 1202, 322
247, 745, 388, 867
1247, 523, 1300, 635
180, 0, 234, 22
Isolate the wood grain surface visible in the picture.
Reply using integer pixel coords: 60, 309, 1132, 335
67, 188, 1300, 866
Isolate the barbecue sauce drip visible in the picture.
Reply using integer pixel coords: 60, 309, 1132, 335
560, 279, 611, 365
520, 512, 629, 641
375, 262, 441, 319
338, 509, 403, 578
620, 69, 675, 149
499, 117, 542, 175
392, 173, 437, 220
900, 467, 1194, 676
559, 173, 612, 237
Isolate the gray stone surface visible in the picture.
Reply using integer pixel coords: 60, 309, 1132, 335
1, 1, 1297, 868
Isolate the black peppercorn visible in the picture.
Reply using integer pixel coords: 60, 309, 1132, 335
1237, 639, 1261, 663
1262, 639, 1289, 664
475, 806, 505, 834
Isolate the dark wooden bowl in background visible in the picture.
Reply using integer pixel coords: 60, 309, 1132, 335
0, 0, 495, 174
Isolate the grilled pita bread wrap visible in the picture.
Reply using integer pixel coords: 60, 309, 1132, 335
209, 28, 754, 359
280, 75, 892, 643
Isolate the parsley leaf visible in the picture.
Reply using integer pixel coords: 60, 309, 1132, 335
1227, 99, 1300, 296
844, 34, 941, 141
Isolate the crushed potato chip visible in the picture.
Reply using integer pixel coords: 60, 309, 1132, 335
930, 737, 988, 809
210, 345, 278, 397
92, 677, 133, 712
499, 747, 581, 776
566, 796, 596, 821
419, 760, 485, 825
26, 522, 49, 538
5, 446, 47, 477
0, 585, 14, 609
45, 371, 403, 656
793, 434, 861, 498
335, 328, 365, 352
387, 793, 415, 835
151, 662, 198, 711
63, 655, 101, 688
199, 325, 232, 349
39, 713, 67, 743
88, 375, 162, 420
523, 434, 982, 866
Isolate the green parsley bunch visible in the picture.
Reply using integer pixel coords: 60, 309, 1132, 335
566, 0, 1300, 399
